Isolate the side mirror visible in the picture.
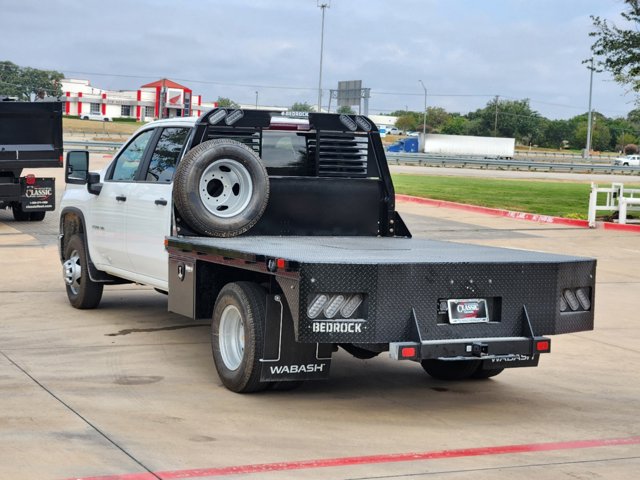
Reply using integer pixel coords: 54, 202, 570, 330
65, 150, 89, 184
87, 172, 103, 195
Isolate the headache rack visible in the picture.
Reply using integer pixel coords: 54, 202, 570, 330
192, 109, 386, 180
186, 109, 406, 237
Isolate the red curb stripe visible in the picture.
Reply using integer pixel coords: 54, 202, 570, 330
70, 435, 640, 480
396, 194, 590, 228
603, 222, 640, 232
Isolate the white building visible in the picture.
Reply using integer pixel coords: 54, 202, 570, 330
61, 78, 216, 121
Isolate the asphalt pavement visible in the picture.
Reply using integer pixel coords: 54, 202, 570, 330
0, 164, 639, 480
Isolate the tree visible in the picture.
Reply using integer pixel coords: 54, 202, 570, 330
290, 101, 313, 112
216, 97, 239, 108
337, 105, 355, 114
541, 119, 573, 149
0, 61, 63, 100
572, 114, 612, 151
441, 115, 469, 135
589, 1, 640, 101
464, 98, 544, 144
425, 107, 451, 132
395, 114, 418, 132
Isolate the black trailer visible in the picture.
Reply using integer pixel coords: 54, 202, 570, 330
162, 109, 595, 393
0, 100, 63, 221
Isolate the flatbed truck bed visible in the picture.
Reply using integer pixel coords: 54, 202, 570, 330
167, 234, 595, 381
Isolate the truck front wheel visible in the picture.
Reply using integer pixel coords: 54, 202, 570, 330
62, 235, 104, 309
211, 282, 268, 393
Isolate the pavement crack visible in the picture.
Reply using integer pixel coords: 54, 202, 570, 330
0, 350, 162, 480
106, 324, 209, 337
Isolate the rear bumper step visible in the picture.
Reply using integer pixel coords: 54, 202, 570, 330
390, 336, 551, 361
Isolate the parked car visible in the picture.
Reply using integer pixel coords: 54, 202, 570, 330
388, 127, 401, 135
80, 113, 113, 122
614, 155, 640, 166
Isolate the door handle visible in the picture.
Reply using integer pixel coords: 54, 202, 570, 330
116, 195, 127, 202
155, 198, 168, 206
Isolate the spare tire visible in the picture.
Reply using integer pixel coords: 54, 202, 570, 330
173, 138, 269, 237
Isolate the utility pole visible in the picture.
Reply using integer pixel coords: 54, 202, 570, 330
317, 1, 330, 113
586, 57, 594, 160
255, 91, 258, 109
419, 79, 427, 136
494, 95, 499, 136
160, 78, 167, 120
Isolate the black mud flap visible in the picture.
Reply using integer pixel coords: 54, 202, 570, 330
20, 177, 55, 211
260, 294, 332, 382
480, 354, 540, 370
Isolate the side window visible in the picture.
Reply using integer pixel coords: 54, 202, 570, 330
110, 129, 154, 181
145, 127, 190, 183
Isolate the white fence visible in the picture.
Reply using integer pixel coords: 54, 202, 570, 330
588, 183, 640, 227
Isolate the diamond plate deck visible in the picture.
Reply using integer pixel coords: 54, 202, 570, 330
168, 235, 589, 265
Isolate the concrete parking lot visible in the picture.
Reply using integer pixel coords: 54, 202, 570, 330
1, 166, 639, 479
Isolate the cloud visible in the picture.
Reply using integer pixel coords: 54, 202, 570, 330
2, 0, 632, 118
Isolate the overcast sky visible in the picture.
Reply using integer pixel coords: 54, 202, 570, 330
1, 0, 634, 119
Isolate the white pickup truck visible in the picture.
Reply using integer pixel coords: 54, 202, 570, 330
59, 109, 596, 393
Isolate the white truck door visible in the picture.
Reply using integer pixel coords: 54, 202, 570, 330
126, 127, 190, 284
89, 129, 155, 272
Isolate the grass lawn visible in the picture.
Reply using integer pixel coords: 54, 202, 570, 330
63, 117, 144, 136
392, 174, 636, 219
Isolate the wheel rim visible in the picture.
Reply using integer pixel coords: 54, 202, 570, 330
199, 159, 253, 218
219, 305, 245, 371
63, 250, 82, 295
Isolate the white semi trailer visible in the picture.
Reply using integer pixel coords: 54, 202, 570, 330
421, 133, 515, 158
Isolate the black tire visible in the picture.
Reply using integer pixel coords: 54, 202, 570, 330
624, 162, 629, 166
12, 203, 30, 221
340, 343, 380, 359
62, 235, 104, 309
211, 282, 269, 393
421, 359, 481, 381
173, 139, 269, 237
471, 366, 505, 380
29, 211, 46, 221
269, 380, 304, 391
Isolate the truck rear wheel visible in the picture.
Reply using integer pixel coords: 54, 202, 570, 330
173, 139, 269, 237
12, 204, 45, 221
211, 282, 269, 393
12, 203, 30, 221
29, 211, 45, 221
62, 235, 104, 309
471, 366, 504, 379
421, 359, 481, 381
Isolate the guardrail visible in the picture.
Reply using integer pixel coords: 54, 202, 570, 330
63, 140, 123, 153
63, 140, 640, 175
387, 152, 640, 175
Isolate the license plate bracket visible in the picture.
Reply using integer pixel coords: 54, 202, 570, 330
447, 298, 489, 324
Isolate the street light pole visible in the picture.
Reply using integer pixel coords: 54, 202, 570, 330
585, 57, 594, 160
418, 79, 427, 135
255, 91, 258, 110
317, 1, 330, 113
